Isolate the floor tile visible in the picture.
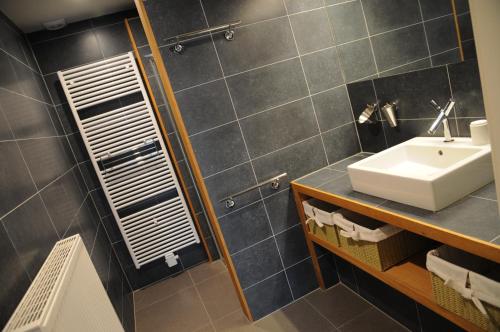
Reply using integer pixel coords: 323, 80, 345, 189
134, 271, 193, 312
212, 310, 258, 332
339, 307, 408, 332
135, 286, 210, 332
193, 323, 216, 332
196, 271, 241, 321
189, 259, 227, 284
254, 299, 337, 332
305, 285, 371, 327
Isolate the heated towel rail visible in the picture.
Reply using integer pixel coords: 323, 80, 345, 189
58, 52, 199, 269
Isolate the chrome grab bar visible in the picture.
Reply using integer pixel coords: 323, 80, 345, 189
165, 20, 242, 54
219, 173, 287, 209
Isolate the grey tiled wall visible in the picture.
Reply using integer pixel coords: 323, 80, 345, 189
0, 11, 134, 331
28, 10, 212, 291
143, 0, 465, 319
348, 58, 484, 152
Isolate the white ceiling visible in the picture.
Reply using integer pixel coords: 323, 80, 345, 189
0, 0, 134, 32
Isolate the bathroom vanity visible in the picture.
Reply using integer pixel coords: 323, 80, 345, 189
292, 153, 499, 331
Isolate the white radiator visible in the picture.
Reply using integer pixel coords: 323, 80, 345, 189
3, 235, 123, 332
57, 52, 200, 268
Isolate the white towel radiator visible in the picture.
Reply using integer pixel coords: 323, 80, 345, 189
3, 235, 123, 332
57, 52, 200, 268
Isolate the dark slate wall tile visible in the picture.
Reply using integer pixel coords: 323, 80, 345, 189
284, 0, 323, 14
0, 89, 57, 139
244, 271, 293, 319
94, 23, 132, 58
263, 189, 300, 234
40, 169, 86, 236
240, 98, 318, 158
0, 105, 13, 140
301, 47, 343, 94
425, 15, 459, 55
191, 122, 249, 177
177, 243, 208, 268
176, 79, 235, 136
275, 225, 309, 268
322, 122, 360, 163
124, 257, 182, 289
91, 188, 113, 218
219, 202, 272, 254
457, 13, 473, 41
161, 40, 222, 91
289, 9, 335, 54
43, 73, 66, 105
417, 304, 465, 332
346, 80, 387, 152
334, 255, 357, 290
327, 1, 367, 44
0, 141, 37, 217
253, 136, 328, 196
338, 38, 376, 82
448, 59, 485, 118
2, 195, 59, 279
373, 65, 450, 119
145, 0, 207, 43
227, 58, 308, 118
0, 51, 21, 93
361, 0, 421, 35
128, 17, 148, 48
18, 137, 74, 188
91, 222, 112, 286
202, 0, 286, 26
371, 24, 428, 72
419, 0, 452, 20
318, 253, 339, 288
232, 237, 283, 288
286, 258, 318, 299
214, 17, 297, 76
0, 225, 32, 328
379, 58, 431, 78
204, 162, 260, 217
32, 30, 102, 74
354, 267, 420, 331
313, 86, 353, 132
73, 196, 100, 252
431, 49, 461, 67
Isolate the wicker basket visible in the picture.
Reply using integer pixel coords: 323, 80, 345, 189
427, 246, 500, 331
335, 209, 429, 271
302, 199, 340, 247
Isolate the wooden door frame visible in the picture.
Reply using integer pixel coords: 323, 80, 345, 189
133, 0, 253, 320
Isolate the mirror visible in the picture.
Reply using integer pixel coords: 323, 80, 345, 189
353, 0, 474, 80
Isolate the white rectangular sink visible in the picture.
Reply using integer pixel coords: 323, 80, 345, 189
348, 137, 493, 211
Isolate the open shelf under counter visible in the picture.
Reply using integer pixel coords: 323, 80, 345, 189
291, 153, 500, 332
309, 233, 481, 331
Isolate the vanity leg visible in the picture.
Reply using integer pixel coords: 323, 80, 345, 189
292, 187, 326, 289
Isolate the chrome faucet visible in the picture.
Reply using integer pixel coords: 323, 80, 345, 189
428, 99, 456, 142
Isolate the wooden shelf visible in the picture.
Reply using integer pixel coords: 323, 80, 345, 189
309, 234, 482, 332
290, 182, 497, 332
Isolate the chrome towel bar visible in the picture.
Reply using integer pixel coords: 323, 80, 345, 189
220, 173, 287, 209
165, 20, 242, 54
